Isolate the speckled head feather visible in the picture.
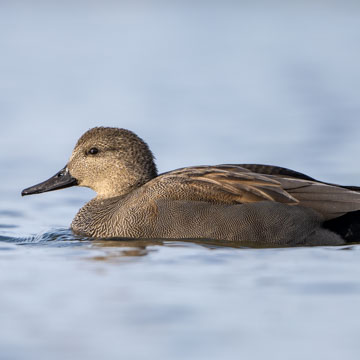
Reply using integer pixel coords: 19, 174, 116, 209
67, 127, 158, 198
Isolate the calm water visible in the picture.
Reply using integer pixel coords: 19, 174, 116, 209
1, 1, 360, 359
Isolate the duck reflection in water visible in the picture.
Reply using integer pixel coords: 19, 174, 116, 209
89, 238, 266, 262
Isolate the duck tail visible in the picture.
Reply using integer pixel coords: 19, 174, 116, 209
324, 210, 360, 243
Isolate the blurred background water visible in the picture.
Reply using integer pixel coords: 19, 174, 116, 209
1, 1, 360, 359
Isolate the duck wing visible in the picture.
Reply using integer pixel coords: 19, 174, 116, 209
236, 164, 360, 219
154, 164, 360, 220
237, 163, 317, 181
238, 163, 360, 192
272, 176, 360, 220
155, 165, 298, 205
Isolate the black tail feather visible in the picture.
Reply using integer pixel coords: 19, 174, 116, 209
324, 210, 360, 243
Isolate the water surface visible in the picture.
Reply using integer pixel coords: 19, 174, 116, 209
1, 1, 360, 360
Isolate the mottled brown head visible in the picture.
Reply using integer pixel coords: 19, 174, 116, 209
67, 127, 157, 198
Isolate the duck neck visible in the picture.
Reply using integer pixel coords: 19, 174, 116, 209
95, 165, 158, 199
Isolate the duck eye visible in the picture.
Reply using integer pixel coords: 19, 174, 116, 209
88, 147, 99, 155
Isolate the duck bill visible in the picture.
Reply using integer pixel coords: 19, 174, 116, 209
21, 166, 78, 196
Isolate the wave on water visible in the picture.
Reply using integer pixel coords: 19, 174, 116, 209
0, 228, 90, 245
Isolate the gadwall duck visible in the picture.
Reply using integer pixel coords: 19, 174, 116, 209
22, 127, 360, 246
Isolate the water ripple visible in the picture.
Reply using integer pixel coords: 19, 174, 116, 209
0, 228, 89, 245
0, 224, 18, 229
0, 210, 24, 218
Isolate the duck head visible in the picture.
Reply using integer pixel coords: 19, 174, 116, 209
21, 127, 158, 198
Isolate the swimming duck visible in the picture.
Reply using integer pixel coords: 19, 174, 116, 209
22, 127, 360, 246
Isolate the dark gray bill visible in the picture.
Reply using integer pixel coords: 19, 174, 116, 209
21, 166, 78, 196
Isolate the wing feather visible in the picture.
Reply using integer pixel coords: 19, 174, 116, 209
271, 177, 360, 220
150, 164, 360, 220
155, 165, 297, 205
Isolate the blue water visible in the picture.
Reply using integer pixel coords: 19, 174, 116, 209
1, 1, 360, 359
